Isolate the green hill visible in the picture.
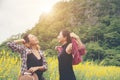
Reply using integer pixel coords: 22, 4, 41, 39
1, 0, 120, 66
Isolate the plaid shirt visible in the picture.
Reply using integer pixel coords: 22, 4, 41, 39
7, 41, 47, 74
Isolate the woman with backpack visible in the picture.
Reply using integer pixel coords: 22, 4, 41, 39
7, 34, 47, 80
56, 29, 82, 80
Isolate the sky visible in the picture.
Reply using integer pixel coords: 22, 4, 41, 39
0, 0, 60, 44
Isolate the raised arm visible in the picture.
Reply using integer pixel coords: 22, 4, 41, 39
70, 32, 83, 46
7, 39, 28, 54
66, 43, 72, 54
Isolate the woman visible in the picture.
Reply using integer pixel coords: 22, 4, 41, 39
56, 30, 77, 80
7, 34, 47, 80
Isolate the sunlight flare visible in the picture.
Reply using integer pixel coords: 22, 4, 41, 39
41, 5, 52, 13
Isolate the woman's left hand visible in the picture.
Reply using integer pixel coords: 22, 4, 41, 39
29, 67, 39, 73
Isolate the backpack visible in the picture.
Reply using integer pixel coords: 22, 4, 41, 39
72, 38, 86, 65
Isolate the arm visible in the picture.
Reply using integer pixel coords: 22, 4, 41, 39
40, 53, 47, 71
70, 33, 87, 55
70, 32, 83, 46
13, 39, 25, 43
7, 39, 27, 54
66, 43, 72, 54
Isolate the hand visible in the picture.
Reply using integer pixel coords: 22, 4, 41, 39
55, 46, 62, 53
29, 67, 39, 73
55, 46, 61, 50
70, 32, 79, 39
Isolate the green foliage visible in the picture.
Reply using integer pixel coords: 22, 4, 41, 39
101, 49, 120, 66
85, 42, 105, 62
0, 0, 120, 66
44, 49, 57, 57
1, 50, 120, 80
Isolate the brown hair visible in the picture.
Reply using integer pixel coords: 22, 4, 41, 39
61, 29, 71, 44
23, 34, 30, 43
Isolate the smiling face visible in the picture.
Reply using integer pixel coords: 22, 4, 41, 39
57, 31, 67, 44
28, 34, 39, 45
57, 30, 71, 44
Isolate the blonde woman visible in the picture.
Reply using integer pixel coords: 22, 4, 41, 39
7, 34, 47, 80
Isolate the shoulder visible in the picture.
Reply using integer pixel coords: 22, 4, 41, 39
26, 48, 32, 54
39, 50, 45, 56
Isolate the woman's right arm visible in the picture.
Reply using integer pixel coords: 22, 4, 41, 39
7, 39, 27, 54
70, 32, 83, 46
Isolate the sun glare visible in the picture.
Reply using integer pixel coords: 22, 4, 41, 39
41, 5, 53, 13
40, 0, 61, 13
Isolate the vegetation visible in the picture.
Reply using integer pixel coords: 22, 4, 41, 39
27, 0, 120, 66
0, 0, 120, 66
0, 50, 120, 80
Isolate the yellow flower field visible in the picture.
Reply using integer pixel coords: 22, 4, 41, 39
0, 50, 120, 80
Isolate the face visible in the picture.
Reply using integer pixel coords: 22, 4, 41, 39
57, 31, 66, 43
28, 34, 39, 45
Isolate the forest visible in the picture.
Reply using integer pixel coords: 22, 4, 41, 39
0, 0, 120, 66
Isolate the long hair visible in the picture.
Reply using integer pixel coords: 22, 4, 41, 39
61, 29, 71, 44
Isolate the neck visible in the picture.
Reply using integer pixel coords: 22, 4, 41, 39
31, 45, 38, 50
61, 41, 67, 46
